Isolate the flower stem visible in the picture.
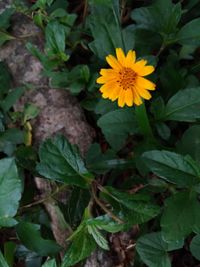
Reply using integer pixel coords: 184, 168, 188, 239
135, 102, 156, 143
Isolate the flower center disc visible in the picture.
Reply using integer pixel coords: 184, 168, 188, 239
119, 67, 137, 90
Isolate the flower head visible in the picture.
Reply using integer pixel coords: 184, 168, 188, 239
97, 48, 156, 107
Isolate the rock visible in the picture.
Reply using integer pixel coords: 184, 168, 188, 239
0, 12, 94, 154
0, 11, 94, 251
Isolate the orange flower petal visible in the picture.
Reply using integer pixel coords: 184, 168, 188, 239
116, 48, 126, 65
100, 68, 118, 77
135, 85, 152, 100
132, 60, 148, 76
137, 66, 155, 76
97, 74, 117, 84
125, 89, 133, 106
110, 86, 121, 101
136, 76, 156, 90
118, 89, 126, 107
125, 50, 136, 67
132, 87, 143, 106
106, 55, 122, 70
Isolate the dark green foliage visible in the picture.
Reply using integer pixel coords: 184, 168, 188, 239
2, 0, 200, 266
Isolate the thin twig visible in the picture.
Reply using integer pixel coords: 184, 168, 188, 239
91, 183, 124, 224
20, 184, 68, 210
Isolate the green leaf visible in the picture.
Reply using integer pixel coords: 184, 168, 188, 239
48, 70, 69, 88
26, 42, 58, 70
134, 28, 162, 55
66, 188, 90, 226
155, 122, 171, 140
151, 97, 166, 120
87, 225, 109, 250
37, 135, 94, 188
163, 87, 200, 122
136, 232, 183, 267
16, 222, 61, 256
4, 241, 16, 267
104, 187, 160, 225
177, 18, 200, 45
176, 125, 200, 163
190, 234, 200, 261
159, 52, 186, 98
42, 259, 57, 267
161, 191, 200, 241
0, 128, 25, 156
47, 0, 68, 14
0, 250, 9, 267
0, 31, 15, 46
23, 103, 40, 122
15, 146, 37, 172
49, 65, 89, 94
45, 21, 67, 57
87, 215, 124, 233
143, 150, 200, 187
0, 128, 24, 146
0, 87, 26, 112
32, 0, 54, 10
131, 0, 182, 36
0, 8, 15, 29
97, 108, 139, 150
0, 158, 22, 227
61, 227, 96, 267
86, 143, 134, 174
87, 0, 124, 59
94, 98, 118, 115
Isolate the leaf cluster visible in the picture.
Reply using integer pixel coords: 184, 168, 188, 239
1, 0, 200, 267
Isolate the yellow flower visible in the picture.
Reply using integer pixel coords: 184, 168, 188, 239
96, 48, 156, 107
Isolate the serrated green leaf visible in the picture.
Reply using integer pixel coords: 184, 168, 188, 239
143, 150, 200, 187
103, 187, 160, 225
16, 222, 61, 256
0, 158, 22, 227
190, 234, 200, 261
177, 18, 200, 45
61, 228, 96, 267
97, 108, 139, 151
136, 232, 183, 267
87, 225, 109, 250
87, 215, 124, 233
37, 135, 94, 188
163, 87, 200, 122
161, 191, 200, 241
